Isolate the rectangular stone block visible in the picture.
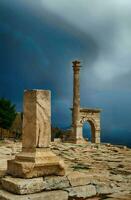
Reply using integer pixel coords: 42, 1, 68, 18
67, 172, 91, 187
65, 185, 96, 198
44, 176, 70, 190
2, 176, 46, 195
22, 90, 51, 149
1, 176, 70, 195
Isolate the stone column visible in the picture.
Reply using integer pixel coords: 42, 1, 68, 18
92, 131, 100, 144
71, 61, 81, 142
7, 90, 65, 178
92, 117, 101, 144
22, 90, 51, 150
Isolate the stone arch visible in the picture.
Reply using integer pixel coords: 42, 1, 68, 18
70, 60, 101, 144
80, 117, 97, 143
76, 108, 101, 144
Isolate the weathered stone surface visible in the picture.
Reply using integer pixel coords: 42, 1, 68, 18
106, 191, 131, 200
7, 90, 65, 178
1, 176, 46, 194
67, 171, 91, 186
23, 90, 51, 149
109, 175, 123, 182
71, 60, 81, 143
96, 183, 113, 195
66, 185, 96, 198
7, 149, 65, 178
1, 175, 71, 195
0, 170, 6, 178
0, 141, 131, 199
44, 176, 70, 190
0, 189, 68, 200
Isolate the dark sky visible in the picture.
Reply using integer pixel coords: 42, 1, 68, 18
0, 0, 131, 142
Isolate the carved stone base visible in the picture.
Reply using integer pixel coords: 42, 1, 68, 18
7, 148, 65, 178
92, 137, 100, 144
76, 138, 88, 144
65, 138, 88, 144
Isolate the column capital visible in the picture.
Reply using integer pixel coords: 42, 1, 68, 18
72, 60, 81, 71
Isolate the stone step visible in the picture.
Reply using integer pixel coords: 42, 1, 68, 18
1, 172, 91, 195
0, 189, 68, 200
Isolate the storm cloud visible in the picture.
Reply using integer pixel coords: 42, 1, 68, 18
0, 0, 131, 145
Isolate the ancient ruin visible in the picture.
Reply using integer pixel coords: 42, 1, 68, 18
70, 61, 101, 144
0, 89, 104, 200
0, 90, 131, 200
7, 90, 65, 178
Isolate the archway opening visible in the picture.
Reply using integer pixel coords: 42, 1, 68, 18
82, 122, 91, 141
82, 120, 96, 143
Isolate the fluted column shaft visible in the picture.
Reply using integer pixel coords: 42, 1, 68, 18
72, 61, 81, 139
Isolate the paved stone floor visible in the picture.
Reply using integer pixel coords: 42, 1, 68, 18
0, 140, 131, 199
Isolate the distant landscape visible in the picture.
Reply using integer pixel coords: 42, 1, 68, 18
83, 128, 131, 148
60, 125, 131, 148
101, 130, 131, 148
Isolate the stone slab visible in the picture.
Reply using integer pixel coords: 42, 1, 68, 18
0, 189, 68, 200
1, 175, 70, 195
1, 172, 96, 196
44, 176, 70, 190
95, 183, 113, 195
67, 171, 91, 186
2, 176, 46, 195
66, 185, 96, 198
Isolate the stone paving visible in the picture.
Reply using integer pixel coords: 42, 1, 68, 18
0, 140, 131, 199
51, 142, 131, 199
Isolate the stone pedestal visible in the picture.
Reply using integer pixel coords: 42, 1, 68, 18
7, 148, 65, 178
7, 90, 65, 178
92, 136, 100, 144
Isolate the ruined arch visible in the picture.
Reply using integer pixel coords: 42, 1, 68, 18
71, 108, 101, 144
78, 108, 101, 143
